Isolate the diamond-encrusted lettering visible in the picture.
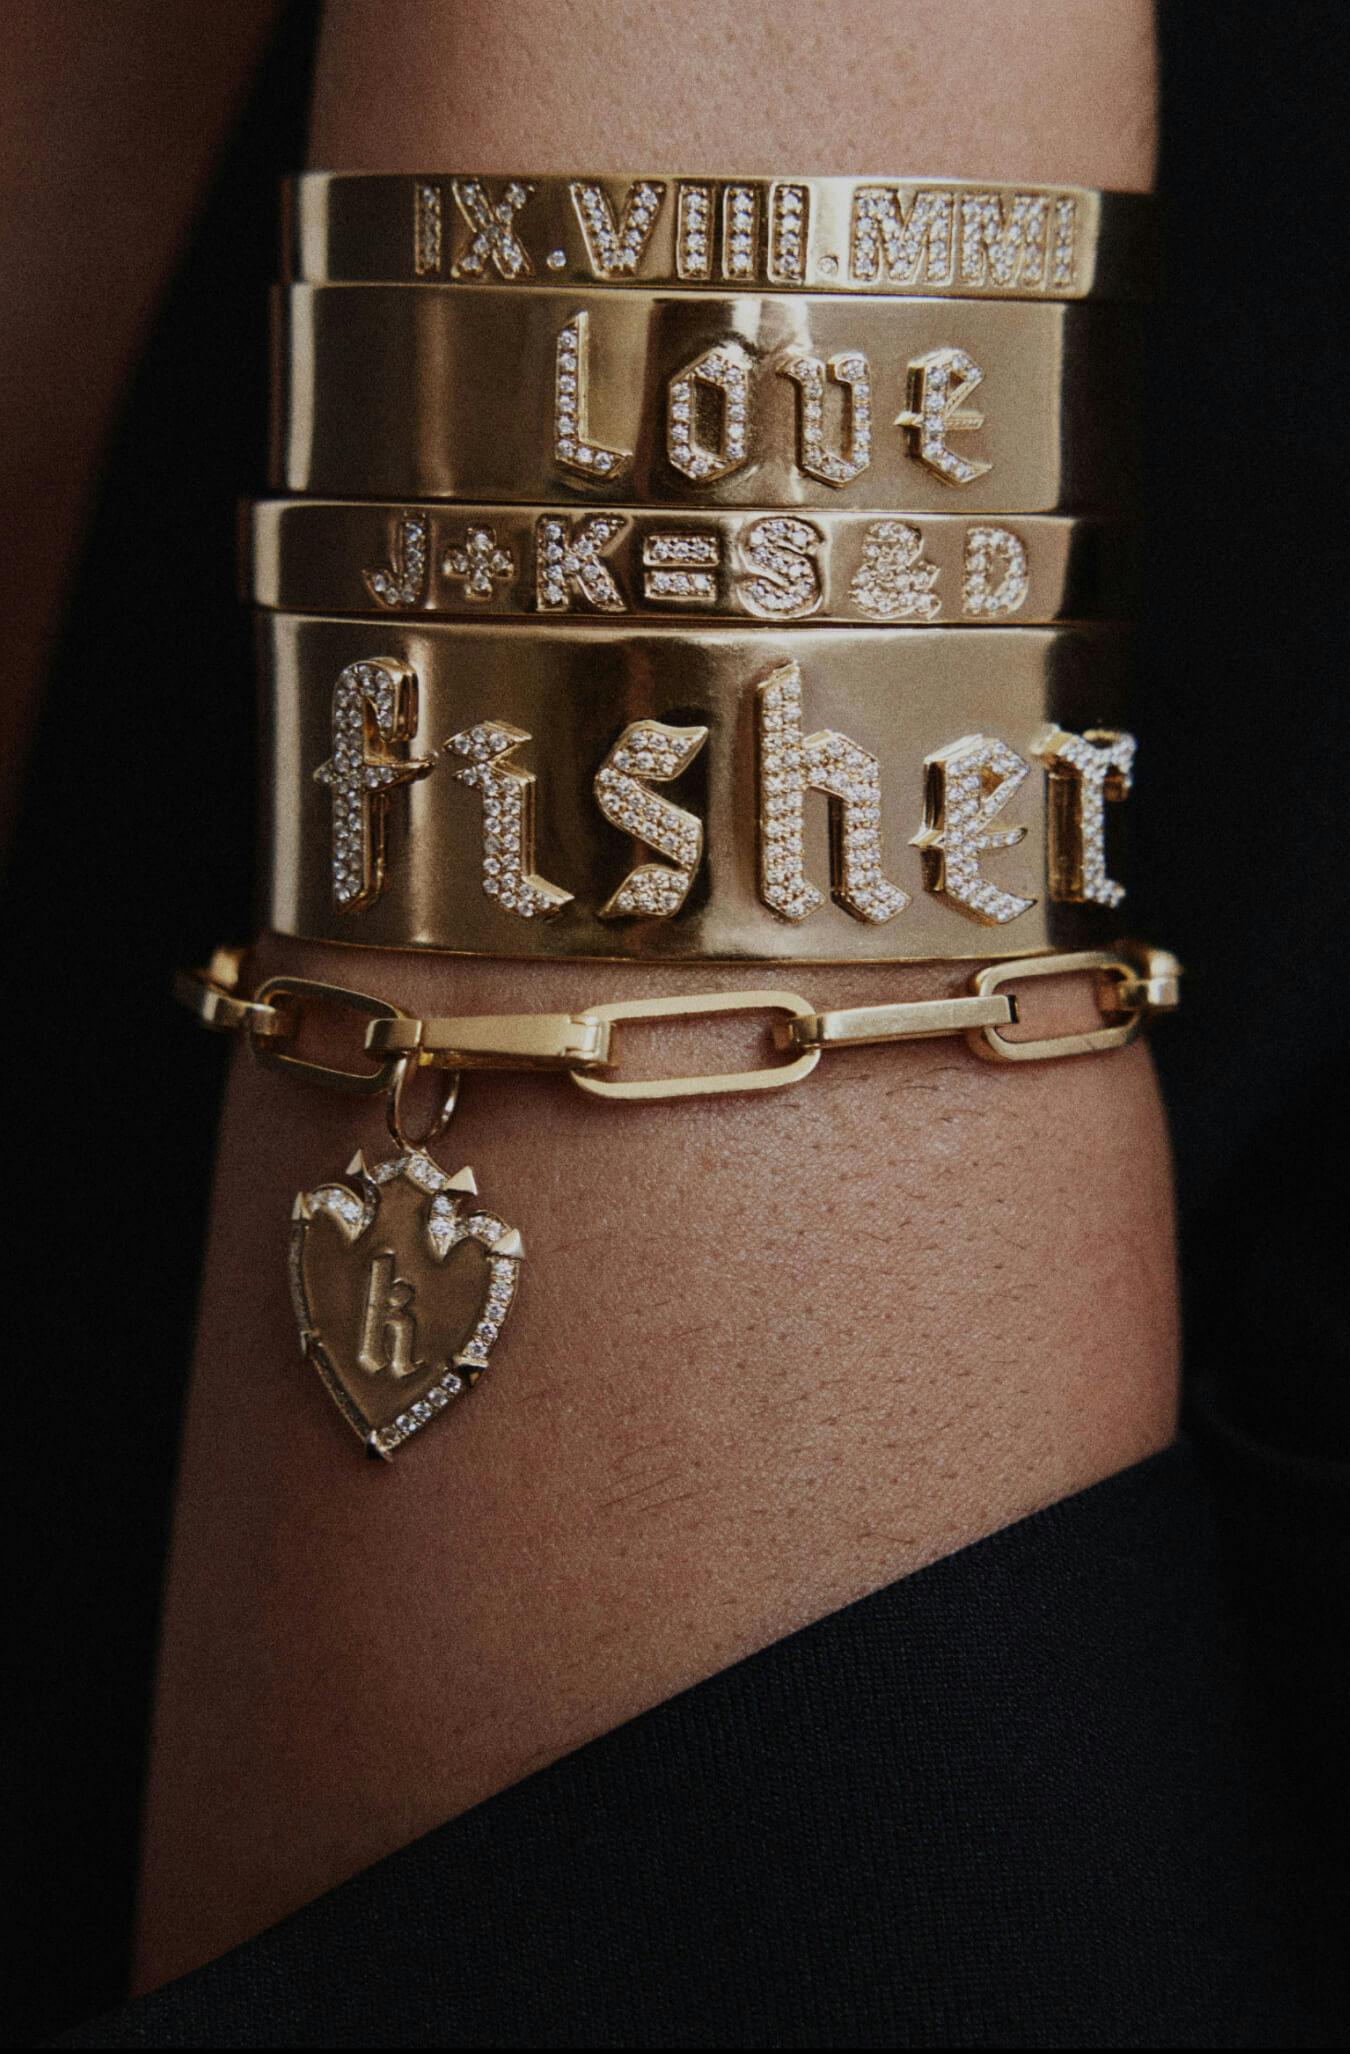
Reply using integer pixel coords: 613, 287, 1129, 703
722, 184, 759, 280
313, 661, 434, 911
676, 183, 713, 279
569, 180, 665, 277
446, 722, 572, 920
535, 513, 628, 612
1039, 727, 1135, 907
413, 183, 443, 276
667, 342, 752, 482
912, 734, 1034, 925
444, 524, 515, 601
641, 530, 720, 603
768, 183, 808, 282
850, 187, 954, 285
960, 193, 1049, 290
363, 513, 428, 610
756, 661, 908, 924
596, 720, 709, 919
737, 516, 822, 619
850, 521, 941, 620
1051, 199, 1077, 289
449, 178, 533, 280
896, 346, 991, 485
780, 351, 872, 487
961, 524, 1029, 616
554, 311, 631, 480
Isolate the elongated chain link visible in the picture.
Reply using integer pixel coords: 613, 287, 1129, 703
177, 943, 1180, 1102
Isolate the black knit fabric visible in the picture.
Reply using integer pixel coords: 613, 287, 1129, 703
58, 1426, 1348, 2048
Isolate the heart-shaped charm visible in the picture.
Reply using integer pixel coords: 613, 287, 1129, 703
289, 1148, 523, 1459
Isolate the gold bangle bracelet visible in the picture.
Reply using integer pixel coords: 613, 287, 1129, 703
178, 938, 1179, 1461
247, 500, 1136, 628
285, 173, 1155, 301
274, 285, 1142, 513
262, 614, 1136, 964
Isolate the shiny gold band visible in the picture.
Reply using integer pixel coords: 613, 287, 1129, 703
247, 500, 1134, 627
274, 285, 1141, 512
286, 174, 1155, 300
263, 614, 1135, 964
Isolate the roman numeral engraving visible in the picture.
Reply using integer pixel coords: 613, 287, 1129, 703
1039, 727, 1135, 907
757, 661, 908, 924
850, 188, 955, 285
912, 735, 1035, 925
596, 720, 709, 919
896, 346, 991, 485
363, 513, 429, 610
449, 178, 534, 280
554, 311, 632, 480
446, 721, 572, 920
569, 180, 665, 276
780, 351, 873, 486
960, 192, 1050, 289
314, 660, 434, 911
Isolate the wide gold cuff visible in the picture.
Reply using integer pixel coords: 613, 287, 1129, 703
274, 285, 1141, 511
263, 615, 1135, 964
247, 501, 1134, 627
285, 174, 1154, 301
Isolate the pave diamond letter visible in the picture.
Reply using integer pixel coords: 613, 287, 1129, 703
675, 183, 713, 279
667, 342, 752, 483
850, 520, 942, 620
413, 183, 443, 276
596, 720, 709, 919
756, 661, 909, 925
896, 346, 992, 486
849, 187, 954, 285
736, 516, 823, 619
554, 311, 632, 480
535, 514, 628, 612
960, 192, 1050, 290
313, 660, 434, 912
911, 734, 1035, 926
569, 180, 665, 277
449, 177, 534, 280
1038, 727, 1135, 908
780, 351, 872, 487
721, 184, 760, 280
961, 525, 1029, 616
641, 530, 720, 603
363, 512, 428, 610
768, 183, 809, 283
445, 722, 572, 921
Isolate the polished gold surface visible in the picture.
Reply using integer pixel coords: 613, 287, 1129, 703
247, 500, 1135, 626
286, 174, 1155, 299
273, 285, 1141, 512
263, 615, 1134, 964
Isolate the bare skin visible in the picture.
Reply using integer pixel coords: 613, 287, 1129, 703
136, 0, 1171, 1993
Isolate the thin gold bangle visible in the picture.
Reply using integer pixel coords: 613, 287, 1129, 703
285, 173, 1155, 301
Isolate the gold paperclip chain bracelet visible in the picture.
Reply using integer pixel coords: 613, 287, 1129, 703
175, 943, 1179, 1461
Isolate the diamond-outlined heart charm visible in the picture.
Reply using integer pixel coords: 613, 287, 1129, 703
289, 1148, 523, 1460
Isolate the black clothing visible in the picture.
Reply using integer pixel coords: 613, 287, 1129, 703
59, 1415, 1349, 2047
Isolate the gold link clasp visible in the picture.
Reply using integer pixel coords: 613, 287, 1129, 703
567, 990, 820, 1102
251, 976, 408, 1095
966, 946, 1183, 1064
174, 948, 285, 1038
368, 1011, 612, 1072
776, 990, 1015, 1053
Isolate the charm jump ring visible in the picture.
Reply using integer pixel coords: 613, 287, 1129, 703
386, 1054, 461, 1150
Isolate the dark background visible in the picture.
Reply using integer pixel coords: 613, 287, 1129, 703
2, 5, 1341, 2041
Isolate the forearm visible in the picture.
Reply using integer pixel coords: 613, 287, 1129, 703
137, 0, 1170, 1991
